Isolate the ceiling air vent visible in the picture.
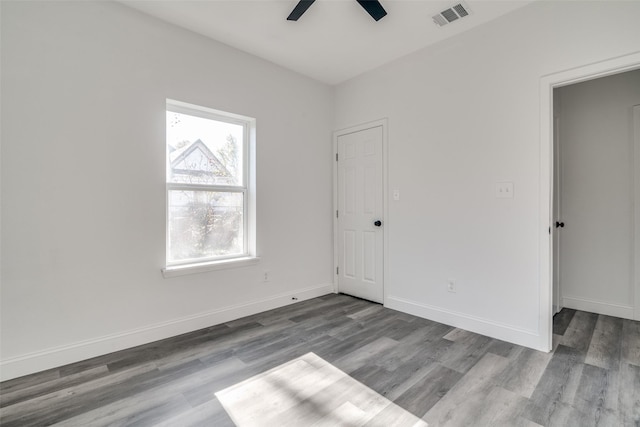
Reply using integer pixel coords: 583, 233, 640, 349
432, 2, 471, 27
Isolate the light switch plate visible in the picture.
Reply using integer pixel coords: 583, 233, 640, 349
393, 189, 400, 201
496, 182, 514, 198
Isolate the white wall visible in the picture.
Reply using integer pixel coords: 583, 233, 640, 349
0, 1, 334, 380
556, 70, 640, 318
334, 1, 640, 349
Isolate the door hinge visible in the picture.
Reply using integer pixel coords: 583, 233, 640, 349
336, 153, 338, 161
336, 210, 339, 218
336, 266, 339, 275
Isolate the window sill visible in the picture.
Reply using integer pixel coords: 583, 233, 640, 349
162, 256, 260, 278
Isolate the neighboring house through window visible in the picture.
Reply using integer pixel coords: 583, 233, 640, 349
164, 100, 256, 275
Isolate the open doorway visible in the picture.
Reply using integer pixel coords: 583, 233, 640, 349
539, 52, 640, 352
553, 70, 640, 322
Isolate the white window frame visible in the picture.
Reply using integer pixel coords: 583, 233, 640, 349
163, 100, 258, 277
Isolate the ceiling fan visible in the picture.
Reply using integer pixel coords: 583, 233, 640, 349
287, 0, 387, 22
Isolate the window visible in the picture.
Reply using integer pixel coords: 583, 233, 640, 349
164, 100, 256, 274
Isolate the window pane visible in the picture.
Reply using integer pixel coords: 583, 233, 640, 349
167, 112, 243, 186
168, 190, 244, 262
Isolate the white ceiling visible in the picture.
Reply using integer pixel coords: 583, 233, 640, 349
121, 0, 534, 85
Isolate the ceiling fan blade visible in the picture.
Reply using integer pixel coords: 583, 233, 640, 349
287, 0, 316, 21
356, 0, 387, 21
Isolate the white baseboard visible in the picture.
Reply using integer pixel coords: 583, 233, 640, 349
562, 295, 635, 320
385, 296, 543, 351
0, 284, 334, 382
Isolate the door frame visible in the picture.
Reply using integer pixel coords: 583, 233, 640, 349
333, 119, 389, 302
539, 51, 640, 351
552, 116, 562, 316
634, 104, 640, 321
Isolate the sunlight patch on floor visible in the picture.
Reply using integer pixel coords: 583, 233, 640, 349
216, 352, 428, 426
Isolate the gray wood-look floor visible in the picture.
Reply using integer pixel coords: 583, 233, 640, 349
1, 294, 639, 426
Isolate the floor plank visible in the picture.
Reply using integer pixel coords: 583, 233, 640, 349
422, 352, 510, 426
618, 362, 640, 426
621, 319, 640, 366
560, 311, 598, 353
553, 308, 576, 336
584, 315, 622, 370
498, 347, 553, 398
392, 363, 463, 417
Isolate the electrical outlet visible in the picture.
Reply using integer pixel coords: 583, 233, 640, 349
263, 271, 270, 282
496, 182, 514, 199
447, 279, 456, 293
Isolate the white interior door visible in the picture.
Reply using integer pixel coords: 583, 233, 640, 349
552, 116, 562, 315
337, 125, 384, 303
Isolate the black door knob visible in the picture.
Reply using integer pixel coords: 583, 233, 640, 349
374, 220, 382, 227
555, 221, 565, 228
